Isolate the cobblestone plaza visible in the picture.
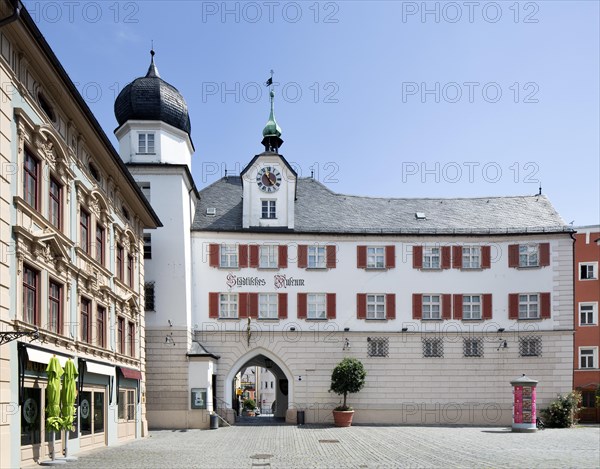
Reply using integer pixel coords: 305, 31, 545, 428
58, 424, 600, 469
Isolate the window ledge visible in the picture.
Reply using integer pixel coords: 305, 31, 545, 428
257, 267, 279, 271
305, 318, 328, 321
516, 265, 542, 270
364, 319, 389, 322
218, 317, 240, 321
305, 267, 328, 271
420, 268, 443, 272
517, 318, 545, 321
461, 319, 484, 322
365, 267, 387, 271
460, 267, 484, 271
579, 278, 599, 281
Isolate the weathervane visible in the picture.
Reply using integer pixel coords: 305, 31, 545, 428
265, 69, 274, 89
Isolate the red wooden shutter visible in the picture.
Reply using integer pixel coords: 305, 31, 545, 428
385, 246, 396, 269
441, 247, 451, 269
442, 294, 452, 319
297, 293, 307, 319
453, 294, 463, 320
357, 294, 367, 319
327, 293, 336, 319
482, 294, 493, 320
357, 246, 367, 269
278, 293, 288, 319
481, 246, 491, 269
239, 293, 248, 319
278, 245, 288, 268
298, 245, 307, 268
413, 246, 423, 269
386, 294, 396, 320
239, 244, 249, 268
452, 246, 463, 269
539, 243, 550, 267
508, 293, 519, 319
249, 245, 259, 268
249, 293, 259, 319
209, 243, 219, 267
540, 292, 551, 318
412, 294, 422, 319
326, 245, 337, 268
209, 292, 219, 318
508, 244, 519, 268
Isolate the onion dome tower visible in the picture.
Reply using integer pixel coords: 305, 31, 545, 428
114, 50, 194, 169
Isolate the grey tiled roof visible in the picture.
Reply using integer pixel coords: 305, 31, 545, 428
192, 177, 569, 235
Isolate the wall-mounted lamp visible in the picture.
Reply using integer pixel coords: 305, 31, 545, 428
264, 358, 273, 369
344, 327, 350, 332
165, 333, 176, 346
497, 327, 505, 333
290, 327, 296, 331
401, 327, 409, 332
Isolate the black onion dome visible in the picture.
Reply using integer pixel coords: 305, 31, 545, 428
114, 52, 191, 135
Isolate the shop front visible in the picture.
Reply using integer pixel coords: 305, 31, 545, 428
16, 344, 140, 465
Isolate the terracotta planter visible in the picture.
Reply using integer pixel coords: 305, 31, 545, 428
332, 410, 354, 427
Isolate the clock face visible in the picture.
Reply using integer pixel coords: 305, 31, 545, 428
256, 166, 282, 192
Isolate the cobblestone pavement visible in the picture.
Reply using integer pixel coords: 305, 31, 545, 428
65, 425, 600, 469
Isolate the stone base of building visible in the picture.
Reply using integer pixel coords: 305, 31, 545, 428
147, 410, 212, 430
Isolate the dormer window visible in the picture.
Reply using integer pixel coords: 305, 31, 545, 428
138, 133, 155, 154
261, 200, 276, 219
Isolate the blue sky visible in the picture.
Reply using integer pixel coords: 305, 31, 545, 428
24, 1, 599, 226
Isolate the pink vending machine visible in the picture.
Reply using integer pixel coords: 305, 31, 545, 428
511, 374, 538, 432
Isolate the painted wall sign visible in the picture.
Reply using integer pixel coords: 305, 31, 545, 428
225, 273, 306, 289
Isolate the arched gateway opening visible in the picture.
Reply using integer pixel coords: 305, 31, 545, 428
224, 348, 294, 425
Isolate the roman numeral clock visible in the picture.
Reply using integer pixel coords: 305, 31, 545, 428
256, 166, 282, 192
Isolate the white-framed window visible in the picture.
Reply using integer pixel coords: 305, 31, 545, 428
366, 294, 386, 320
219, 293, 238, 319
308, 246, 326, 269
138, 133, 155, 154
579, 262, 598, 280
463, 295, 482, 320
367, 337, 389, 357
463, 338, 483, 357
462, 246, 481, 269
259, 245, 278, 268
307, 293, 327, 319
519, 294, 539, 319
519, 244, 539, 267
367, 247, 385, 269
423, 247, 440, 269
519, 336, 542, 357
118, 389, 136, 422
259, 293, 278, 319
261, 200, 276, 219
579, 347, 598, 369
220, 244, 238, 268
422, 295, 441, 320
579, 302, 598, 326
423, 338, 443, 357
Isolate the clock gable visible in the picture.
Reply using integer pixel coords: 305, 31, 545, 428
241, 153, 297, 229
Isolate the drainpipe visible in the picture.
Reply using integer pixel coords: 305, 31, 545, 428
0, 0, 21, 28
570, 228, 577, 392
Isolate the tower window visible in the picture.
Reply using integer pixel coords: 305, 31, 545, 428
138, 182, 151, 203
261, 200, 276, 219
144, 233, 152, 259
138, 133, 155, 154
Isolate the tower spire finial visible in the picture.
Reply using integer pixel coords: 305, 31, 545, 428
146, 43, 160, 78
261, 70, 283, 152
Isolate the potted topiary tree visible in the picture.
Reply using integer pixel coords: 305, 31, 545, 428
329, 357, 367, 427
242, 398, 257, 417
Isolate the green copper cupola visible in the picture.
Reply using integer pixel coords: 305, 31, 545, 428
261, 88, 284, 153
